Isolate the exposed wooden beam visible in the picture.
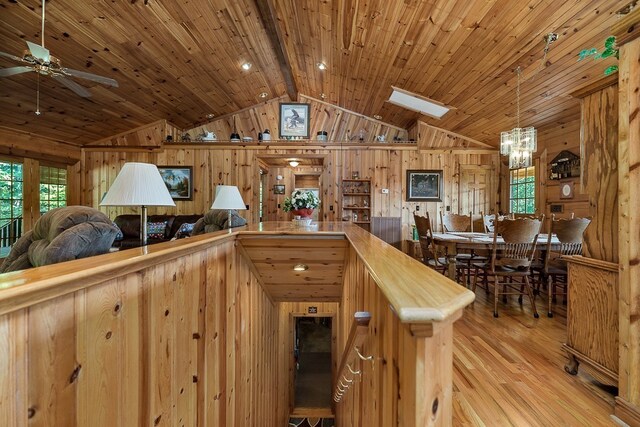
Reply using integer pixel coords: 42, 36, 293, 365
254, 0, 298, 101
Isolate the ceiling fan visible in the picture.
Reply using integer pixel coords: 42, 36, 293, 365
0, 0, 118, 112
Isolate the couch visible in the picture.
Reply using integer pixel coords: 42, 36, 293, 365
113, 214, 203, 248
0, 206, 119, 273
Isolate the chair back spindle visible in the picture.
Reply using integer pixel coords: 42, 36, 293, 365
491, 217, 544, 271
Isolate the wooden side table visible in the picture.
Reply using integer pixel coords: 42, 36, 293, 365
406, 239, 422, 260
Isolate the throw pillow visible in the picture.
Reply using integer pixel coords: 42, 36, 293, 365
175, 222, 195, 239
112, 222, 124, 241
147, 221, 168, 239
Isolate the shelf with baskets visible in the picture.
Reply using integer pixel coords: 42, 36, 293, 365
341, 178, 372, 231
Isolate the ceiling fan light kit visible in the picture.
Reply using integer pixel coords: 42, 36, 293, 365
0, 0, 119, 113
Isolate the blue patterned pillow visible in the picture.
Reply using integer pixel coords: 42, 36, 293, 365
175, 222, 195, 239
147, 221, 168, 239
112, 222, 123, 241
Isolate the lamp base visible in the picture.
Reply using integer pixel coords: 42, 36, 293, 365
140, 206, 148, 246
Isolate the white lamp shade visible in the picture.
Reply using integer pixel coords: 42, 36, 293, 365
211, 185, 246, 210
100, 162, 176, 207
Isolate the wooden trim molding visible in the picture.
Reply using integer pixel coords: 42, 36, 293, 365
570, 73, 618, 99
615, 397, 640, 426
612, 7, 640, 46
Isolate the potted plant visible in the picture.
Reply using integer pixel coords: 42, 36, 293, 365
283, 190, 320, 218
578, 36, 619, 76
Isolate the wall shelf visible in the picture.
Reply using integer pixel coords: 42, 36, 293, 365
342, 179, 372, 231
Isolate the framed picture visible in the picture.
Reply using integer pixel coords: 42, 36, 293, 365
158, 166, 193, 200
273, 184, 285, 194
406, 169, 443, 202
279, 103, 310, 139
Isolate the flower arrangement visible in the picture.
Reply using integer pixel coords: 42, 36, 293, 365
283, 189, 320, 212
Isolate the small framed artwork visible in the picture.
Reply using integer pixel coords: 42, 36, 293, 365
279, 103, 310, 139
560, 181, 574, 199
273, 184, 285, 194
406, 169, 443, 202
158, 166, 193, 200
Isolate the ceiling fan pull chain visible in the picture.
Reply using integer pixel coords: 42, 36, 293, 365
35, 72, 41, 116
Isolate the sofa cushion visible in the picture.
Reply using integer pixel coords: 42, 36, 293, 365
170, 214, 204, 237
147, 221, 168, 239
192, 209, 247, 236
174, 222, 195, 239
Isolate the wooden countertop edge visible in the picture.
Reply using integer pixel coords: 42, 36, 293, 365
0, 230, 238, 316
0, 222, 475, 323
562, 255, 619, 272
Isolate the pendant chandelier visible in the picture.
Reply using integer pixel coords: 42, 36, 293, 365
500, 66, 537, 169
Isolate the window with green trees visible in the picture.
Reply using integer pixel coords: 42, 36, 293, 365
40, 165, 67, 214
0, 160, 23, 252
510, 166, 535, 214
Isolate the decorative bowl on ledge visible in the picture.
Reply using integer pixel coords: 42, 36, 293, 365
292, 216, 313, 226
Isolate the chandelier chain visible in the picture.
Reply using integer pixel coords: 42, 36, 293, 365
516, 66, 521, 129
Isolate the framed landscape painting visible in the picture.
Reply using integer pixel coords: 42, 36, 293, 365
158, 166, 193, 200
279, 103, 310, 139
406, 169, 443, 202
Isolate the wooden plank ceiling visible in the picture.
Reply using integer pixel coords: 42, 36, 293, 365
237, 236, 348, 302
0, 0, 626, 145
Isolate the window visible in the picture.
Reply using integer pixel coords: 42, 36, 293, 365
0, 160, 23, 253
509, 166, 535, 214
40, 165, 67, 214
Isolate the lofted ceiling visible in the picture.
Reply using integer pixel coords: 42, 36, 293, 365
0, 0, 626, 145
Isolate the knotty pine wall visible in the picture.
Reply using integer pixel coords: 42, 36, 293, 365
82, 146, 498, 242
0, 239, 284, 426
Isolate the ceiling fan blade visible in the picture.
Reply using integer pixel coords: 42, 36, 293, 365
61, 67, 119, 87
0, 51, 26, 63
0, 66, 34, 77
51, 74, 91, 98
26, 41, 50, 62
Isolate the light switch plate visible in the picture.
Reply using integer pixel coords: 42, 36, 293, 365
382, 188, 389, 194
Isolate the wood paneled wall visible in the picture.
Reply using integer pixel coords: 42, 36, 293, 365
187, 95, 408, 143
82, 146, 498, 244
537, 120, 589, 220
579, 83, 618, 263
0, 238, 282, 426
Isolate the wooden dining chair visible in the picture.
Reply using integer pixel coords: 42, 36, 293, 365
413, 213, 447, 274
440, 212, 471, 232
472, 216, 544, 318
531, 216, 591, 317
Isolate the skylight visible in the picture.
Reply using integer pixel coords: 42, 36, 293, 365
388, 87, 451, 119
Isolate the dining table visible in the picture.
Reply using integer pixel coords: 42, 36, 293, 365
430, 231, 561, 280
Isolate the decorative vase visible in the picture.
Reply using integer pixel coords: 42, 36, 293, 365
292, 208, 314, 218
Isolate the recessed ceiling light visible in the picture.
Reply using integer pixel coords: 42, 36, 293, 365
293, 263, 308, 271
373, 115, 382, 120
258, 92, 268, 98
206, 113, 215, 119
320, 93, 326, 99
317, 62, 327, 70
289, 160, 300, 168
241, 62, 252, 70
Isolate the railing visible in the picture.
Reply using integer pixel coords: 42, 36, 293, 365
333, 312, 371, 403
0, 216, 22, 249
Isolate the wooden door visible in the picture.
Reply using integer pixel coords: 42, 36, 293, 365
459, 165, 495, 215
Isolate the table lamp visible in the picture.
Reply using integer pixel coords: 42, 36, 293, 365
100, 162, 176, 245
211, 185, 246, 231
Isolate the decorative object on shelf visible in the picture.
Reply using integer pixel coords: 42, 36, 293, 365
560, 181, 574, 199
317, 130, 328, 141
158, 166, 193, 200
181, 133, 191, 142
100, 162, 176, 246
352, 171, 359, 179
279, 103, 310, 139
578, 36, 619, 76
500, 66, 537, 169
242, 136, 252, 142
376, 134, 386, 142
202, 130, 217, 141
282, 189, 320, 218
406, 169, 443, 202
273, 184, 285, 194
549, 150, 580, 180
357, 128, 367, 141
165, 135, 173, 142
211, 184, 247, 233
230, 116, 240, 141
262, 128, 271, 141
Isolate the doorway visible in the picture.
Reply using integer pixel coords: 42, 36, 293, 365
293, 316, 333, 408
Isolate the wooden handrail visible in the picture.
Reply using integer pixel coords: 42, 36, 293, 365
333, 311, 371, 403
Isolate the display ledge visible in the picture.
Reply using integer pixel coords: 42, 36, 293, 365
165, 141, 418, 149
343, 207, 370, 210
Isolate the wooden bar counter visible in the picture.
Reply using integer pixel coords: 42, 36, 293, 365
0, 222, 473, 426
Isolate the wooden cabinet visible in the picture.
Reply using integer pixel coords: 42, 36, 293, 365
562, 255, 618, 386
341, 179, 372, 230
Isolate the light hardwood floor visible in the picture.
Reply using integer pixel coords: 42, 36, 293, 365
453, 290, 616, 426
